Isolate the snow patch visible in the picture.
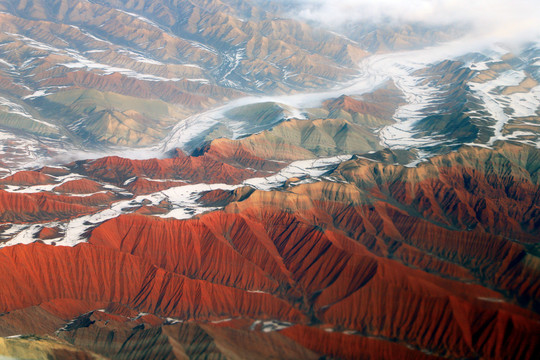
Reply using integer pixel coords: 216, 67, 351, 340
469, 69, 540, 145
243, 155, 351, 191
0, 154, 352, 248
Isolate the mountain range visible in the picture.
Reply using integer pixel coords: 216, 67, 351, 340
0, 0, 539, 359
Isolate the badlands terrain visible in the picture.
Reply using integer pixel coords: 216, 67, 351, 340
0, 0, 539, 359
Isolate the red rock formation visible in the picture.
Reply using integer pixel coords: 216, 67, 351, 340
0, 171, 55, 186
36, 226, 61, 240
198, 186, 254, 207
0, 190, 107, 222
89, 214, 283, 293
85, 198, 539, 358
39, 167, 71, 177
76, 152, 256, 185
0, 143, 538, 359
54, 179, 104, 194
125, 178, 186, 195
323, 81, 404, 121
324, 94, 388, 117
0, 243, 305, 322
197, 139, 285, 171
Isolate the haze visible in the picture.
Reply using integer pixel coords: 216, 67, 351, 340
288, 0, 540, 44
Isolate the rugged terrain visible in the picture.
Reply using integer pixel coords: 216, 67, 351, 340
0, 0, 539, 359
0, 142, 539, 359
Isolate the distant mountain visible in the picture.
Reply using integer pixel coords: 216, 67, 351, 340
0, 0, 365, 158
347, 22, 467, 53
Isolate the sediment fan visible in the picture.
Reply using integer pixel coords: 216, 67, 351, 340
0, 0, 539, 359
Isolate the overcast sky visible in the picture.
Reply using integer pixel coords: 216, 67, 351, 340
284, 0, 540, 44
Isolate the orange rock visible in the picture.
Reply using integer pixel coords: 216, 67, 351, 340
78, 153, 256, 185
0, 190, 103, 222
36, 226, 61, 240
54, 179, 104, 194
126, 178, 186, 195
0, 171, 55, 186
0, 243, 305, 322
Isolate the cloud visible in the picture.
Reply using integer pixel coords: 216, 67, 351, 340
284, 0, 540, 44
